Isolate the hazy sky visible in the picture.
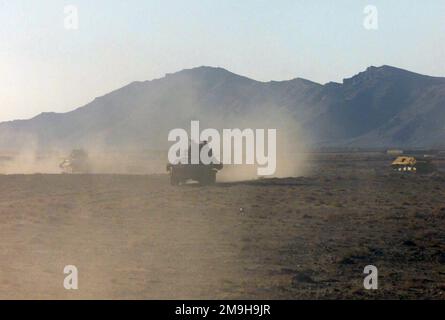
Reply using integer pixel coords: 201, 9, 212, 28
1, 0, 444, 122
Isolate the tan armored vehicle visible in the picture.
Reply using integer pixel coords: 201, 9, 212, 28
59, 149, 90, 174
391, 156, 436, 174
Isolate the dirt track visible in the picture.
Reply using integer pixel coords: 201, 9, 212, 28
0, 164, 445, 299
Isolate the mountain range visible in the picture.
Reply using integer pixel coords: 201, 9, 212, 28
1, 65, 444, 151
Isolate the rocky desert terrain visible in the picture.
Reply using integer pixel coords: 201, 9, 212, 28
0, 152, 444, 299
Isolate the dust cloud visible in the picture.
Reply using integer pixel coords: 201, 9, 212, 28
0, 144, 61, 175
203, 104, 310, 182
0, 77, 309, 179
0, 105, 309, 179
0, 149, 167, 175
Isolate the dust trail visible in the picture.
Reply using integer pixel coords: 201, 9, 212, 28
208, 105, 310, 182
0, 137, 62, 174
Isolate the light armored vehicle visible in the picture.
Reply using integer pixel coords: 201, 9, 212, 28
167, 162, 223, 185
391, 156, 436, 174
59, 149, 90, 174
166, 142, 223, 185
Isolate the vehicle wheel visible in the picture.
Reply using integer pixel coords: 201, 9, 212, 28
170, 173, 180, 186
200, 171, 216, 185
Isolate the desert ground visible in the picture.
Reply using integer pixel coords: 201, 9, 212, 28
0, 152, 444, 299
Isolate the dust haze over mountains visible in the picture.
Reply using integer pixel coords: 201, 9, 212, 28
0, 65, 445, 175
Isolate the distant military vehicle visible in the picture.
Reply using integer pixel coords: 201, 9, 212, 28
391, 156, 436, 174
166, 141, 223, 185
59, 149, 90, 174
